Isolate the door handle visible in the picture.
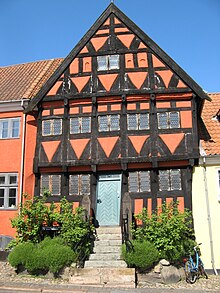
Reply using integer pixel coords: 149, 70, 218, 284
97, 199, 102, 203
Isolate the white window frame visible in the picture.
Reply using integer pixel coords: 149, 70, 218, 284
0, 118, 20, 139
0, 173, 18, 209
40, 174, 61, 196
157, 112, 180, 129
97, 55, 119, 71
42, 119, 62, 136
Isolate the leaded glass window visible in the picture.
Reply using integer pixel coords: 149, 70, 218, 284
109, 55, 119, 70
159, 170, 169, 190
139, 171, 151, 192
159, 169, 181, 191
40, 175, 61, 196
127, 114, 149, 130
170, 169, 181, 190
158, 113, 168, 129
69, 175, 79, 195
42, 119, 62, 136
157, 112, 180, 129
129, 171, 151, 192
170, 112, 180, 128
99, 116, 108, 132
110, 115, 120, 131
81, 117, 91, 133
128, 114, 138, 130
98, 115, 120, 132
97, 55, 119, 71
69, 174, 90, 195
70, 117, 91, 134
97, 56, 108, 71
70, 118, 80, 134
53, 119, 62, 135
128, 172, 138, 192
139, 113, 149, 130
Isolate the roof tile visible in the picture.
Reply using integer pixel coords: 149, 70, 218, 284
0, 59, 63, 101
202, 93, 220, 155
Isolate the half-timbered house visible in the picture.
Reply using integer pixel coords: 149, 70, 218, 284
22, 3, 210, 229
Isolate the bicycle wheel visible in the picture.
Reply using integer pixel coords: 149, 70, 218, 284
185, 261, 197, 284
199, 263, 208, 279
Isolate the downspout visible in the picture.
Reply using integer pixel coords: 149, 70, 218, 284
19, 99, 27, 214
202, 155, 218, 275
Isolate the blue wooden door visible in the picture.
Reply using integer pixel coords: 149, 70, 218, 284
96, 174, 122, 226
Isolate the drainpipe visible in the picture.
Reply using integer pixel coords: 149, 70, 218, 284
19, 99, 27, 214
202, 156, 218, 275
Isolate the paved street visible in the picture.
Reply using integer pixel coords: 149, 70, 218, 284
0, 282, 220, 293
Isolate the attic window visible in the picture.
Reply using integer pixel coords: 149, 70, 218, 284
97, 55, 119, 71
212, 109, 220, 122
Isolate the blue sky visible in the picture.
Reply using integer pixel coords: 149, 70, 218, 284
1, 0, 220, 92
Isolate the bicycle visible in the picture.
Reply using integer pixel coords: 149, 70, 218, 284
184, 243, 208, 284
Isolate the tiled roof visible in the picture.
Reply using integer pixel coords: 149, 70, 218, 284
0, 59, 63, 101
202, 93, 220, 155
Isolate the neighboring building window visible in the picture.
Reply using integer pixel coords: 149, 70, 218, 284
127, 113, 149, 130
157, 112, 180, 129
129, 171, 151, 192
159, 169, 181, 191
41, 175, 61, 196
42, 119, 62, 136
0, 118, 20, 139
69, 174, 90, 195
97, 55, 119, 71
70, 117, 91, 134
0, 173, 18, 209
98, 115, 120, 132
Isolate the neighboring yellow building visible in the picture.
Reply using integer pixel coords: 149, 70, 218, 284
193, 93, 220, 273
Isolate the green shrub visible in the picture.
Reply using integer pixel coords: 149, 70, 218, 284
8, 242, 34, 268
43, 243, 76, 274
132, 202, 196, 263
8, 237, 77, 275
121, 240, 159, 271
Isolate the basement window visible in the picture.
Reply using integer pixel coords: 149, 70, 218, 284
97, 55, 119, 71
42, 119, 62, 136
41, 175, 61, 196
69, 174, 90, 196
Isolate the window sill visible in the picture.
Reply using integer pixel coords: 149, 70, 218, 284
0, 207, 18, 211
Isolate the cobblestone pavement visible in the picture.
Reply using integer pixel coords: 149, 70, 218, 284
0, 262, 220, 292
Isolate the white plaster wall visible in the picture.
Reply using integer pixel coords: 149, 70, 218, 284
192, 164, 220, 270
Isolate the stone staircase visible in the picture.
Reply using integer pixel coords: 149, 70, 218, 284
69, 226, 136, 288
84, 226, 126, 268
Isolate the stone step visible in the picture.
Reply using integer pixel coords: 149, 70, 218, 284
96, 233, 122, 240
69, 267, 135, 288
96, 226, 121, 235
94, 239, 122, 247
89, 252, 121, 261
93, 245, 121, 253
84, 259, 127, 268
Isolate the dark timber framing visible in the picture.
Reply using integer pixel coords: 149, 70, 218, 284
26, 3, 209, 228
